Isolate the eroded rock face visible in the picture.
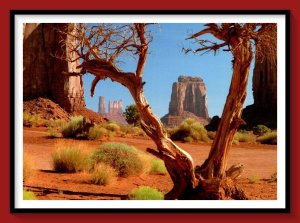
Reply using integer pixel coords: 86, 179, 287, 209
252, 58, 277, 108
161, 76, 209, 127
242, 46, 277, 129
23, 23, 85, 112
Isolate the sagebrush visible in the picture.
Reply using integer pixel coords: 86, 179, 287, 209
90, 142, 144, 177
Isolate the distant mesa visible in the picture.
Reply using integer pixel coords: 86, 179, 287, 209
161, 75, 209, 127
98, 96, 127, 124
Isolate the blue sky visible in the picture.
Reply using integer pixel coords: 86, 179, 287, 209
83, 23, 254, 119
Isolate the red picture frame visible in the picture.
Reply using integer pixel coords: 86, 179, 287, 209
0, 0, 299, 222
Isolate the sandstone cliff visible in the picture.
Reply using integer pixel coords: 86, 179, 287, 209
23, 23, 85, 112
161, 76, 209, 127
242, 47, 277, 128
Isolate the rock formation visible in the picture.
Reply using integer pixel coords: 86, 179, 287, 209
242, 46, 277, 129
98, 96, 126, 124
161, 76, 209, 127
23, 23, 85, 112
98, 96, 106, 115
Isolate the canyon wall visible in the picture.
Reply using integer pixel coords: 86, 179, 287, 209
23, 23, 85, 112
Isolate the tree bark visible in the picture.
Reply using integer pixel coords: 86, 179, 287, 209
198, 38, 253, 180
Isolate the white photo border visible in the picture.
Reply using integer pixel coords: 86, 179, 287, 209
11, 10, 290, 213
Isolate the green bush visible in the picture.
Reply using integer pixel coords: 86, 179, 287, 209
52, 146, 87, 173
123, 104, 141, 126
90, 142, 144, 177
253, 125, 271, 136
23, 189, 36, 200
129, 186, 164, 200
170, 118, 209, 142
90, 163, 117, 185
248, 174, 259, 184
257, 131, 277, 144
149, 159, 167, 175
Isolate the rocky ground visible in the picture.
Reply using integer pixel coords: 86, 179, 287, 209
24, 98, 107, 124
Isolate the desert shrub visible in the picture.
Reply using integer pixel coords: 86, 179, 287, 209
149, 159, 167, 175
253, 125, 271, 136
184, 136, 193, 143
87, 126, 106, 140
105, 123, 120, 132
117, 125, 147, 138
90, 163, 117, 185
129, 126, 147, 137
52, 146, 87, 173
46, 119, 67, 129
248, 174, 259, 184
23, 189, 36, 200
61, 116, 85, 138
257, 131, 277, 144
90, 142, 144, 177
232, 138, 239, 145
207, 131, 216, 140
234, 131, 256, 143
23, 112, 45, 127
23, 153, 33, 182
129, 186, 164, 200
61, 116, 82, 137
170, 118, 209, 142
48, 128, 59, 138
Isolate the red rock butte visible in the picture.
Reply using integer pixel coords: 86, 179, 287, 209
161, 75, 209, 127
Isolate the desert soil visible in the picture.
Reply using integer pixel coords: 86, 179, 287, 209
23, 127, 277, 200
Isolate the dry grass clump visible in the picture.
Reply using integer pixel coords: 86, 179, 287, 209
23, 112, 46, 127
52, 142, 89, 173
87, 126, 107, 140
129, 186, 164, 200
269, 172, 277, 182
104, 123, 120, 132
61, 116, 85, 138
234, 131, 256, 143
90, 163, 117, 185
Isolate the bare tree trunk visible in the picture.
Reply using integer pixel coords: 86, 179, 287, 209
198, 39, 253, 181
